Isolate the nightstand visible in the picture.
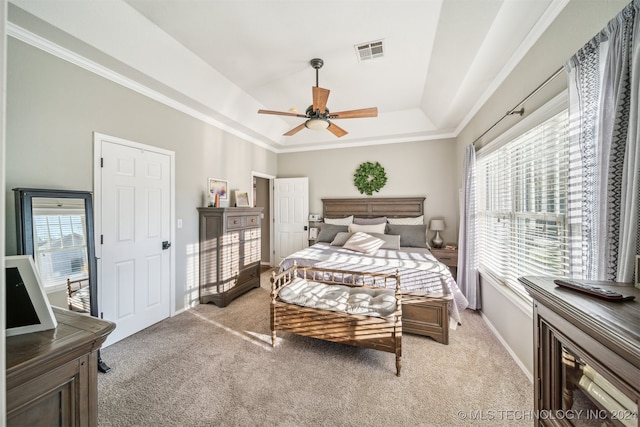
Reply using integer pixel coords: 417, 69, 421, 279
430, 248, 458, 278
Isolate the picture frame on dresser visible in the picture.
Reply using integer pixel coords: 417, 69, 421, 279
235, 191, 250, 207
5, 255, 57, 336
208, 178, 228, 200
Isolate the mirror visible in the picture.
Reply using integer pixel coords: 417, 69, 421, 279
14, 188, 97, 317
14, 188, 98, 316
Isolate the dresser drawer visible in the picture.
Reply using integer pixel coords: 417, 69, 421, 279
430, 249, 458, 267
237, 263, 260, 284
244, 214, 260, 228
226, 215, 245, 230
226, 214, 261, 230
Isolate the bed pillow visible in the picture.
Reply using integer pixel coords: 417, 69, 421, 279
330, 231, 354, 246
316, 224, 348, 242
353, 216, 387, 225
331, 232, 400, 250
386, 224, 429, 248
387, 215, 424, 225
348, 222, 386, 234
342, 232, 385, 255
324, 215, 353, 226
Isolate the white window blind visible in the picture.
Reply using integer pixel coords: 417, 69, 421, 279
32, 208, 89, 288
476, 109, 570, 297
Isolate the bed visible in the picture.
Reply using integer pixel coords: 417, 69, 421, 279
279, 197, 469, 344
271, 263, 403, 376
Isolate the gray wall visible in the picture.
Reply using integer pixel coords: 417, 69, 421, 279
5, 38, 277, 312
454, 0, 630, 379
278, 139, 459, 245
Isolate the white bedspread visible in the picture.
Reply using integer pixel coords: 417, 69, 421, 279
280, 243, 469, 325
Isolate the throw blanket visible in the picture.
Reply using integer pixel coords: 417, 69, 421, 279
280, 243, 469, 324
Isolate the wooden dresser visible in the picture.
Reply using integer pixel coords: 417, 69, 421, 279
6, 307, 115, 426
198, 207, 263, 307
519, 276, 639, 426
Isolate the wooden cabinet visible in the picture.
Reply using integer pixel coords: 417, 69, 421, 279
6, 307, 115, 427
519, 276, 639, 426
430, 248, 458, 278
198, 207, 263, 307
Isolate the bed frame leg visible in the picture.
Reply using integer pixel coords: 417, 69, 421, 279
271, 330, 276, 347
396, 353, 401, 377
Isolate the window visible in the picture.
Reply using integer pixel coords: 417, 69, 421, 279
32, 207, 88, 289
476, 108, 570, 297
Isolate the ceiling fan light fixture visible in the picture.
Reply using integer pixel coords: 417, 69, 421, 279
305, 118, 330, 130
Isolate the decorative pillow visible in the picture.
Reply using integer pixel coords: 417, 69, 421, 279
316, 224, 348, 242
342, 232, 385, 255
331, 232, 400, 250
330, 231, 354, 246
324, 215, 353, 226
348, 222, 386, 234
387, 215, 424, 225
353, 216, 387, 225
386, 224, 429, 248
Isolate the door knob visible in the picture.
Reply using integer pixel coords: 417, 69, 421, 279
162, 241, 171, 250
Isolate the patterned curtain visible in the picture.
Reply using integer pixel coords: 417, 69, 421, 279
457, 145, 480, 309
566, 0, 640, 282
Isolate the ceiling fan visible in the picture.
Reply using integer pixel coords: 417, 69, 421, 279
258, 58, 378, 138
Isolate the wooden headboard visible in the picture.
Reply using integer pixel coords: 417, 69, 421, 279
322, 197, 425, 219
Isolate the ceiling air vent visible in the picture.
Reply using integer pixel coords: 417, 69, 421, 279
355, 39, 384, 62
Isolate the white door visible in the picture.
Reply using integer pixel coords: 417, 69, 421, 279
95, 134, 173, 346
274, 178, 309, 265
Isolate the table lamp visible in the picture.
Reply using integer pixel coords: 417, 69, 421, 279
429, 219, 445, 249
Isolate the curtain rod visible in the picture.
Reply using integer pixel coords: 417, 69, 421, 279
472, 66, 565, 146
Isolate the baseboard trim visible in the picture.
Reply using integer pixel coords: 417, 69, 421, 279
480, 312, 534, 383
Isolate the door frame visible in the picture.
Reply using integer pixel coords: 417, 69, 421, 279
251, 171, 275, 267
93, 132, 176, 317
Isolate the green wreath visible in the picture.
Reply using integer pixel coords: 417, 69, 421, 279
353, 161, 387, 196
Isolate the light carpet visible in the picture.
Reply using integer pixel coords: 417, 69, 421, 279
97, 272, 533, 426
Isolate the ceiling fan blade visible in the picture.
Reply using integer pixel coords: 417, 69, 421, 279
327, 122, 348, 138
330, 107, 378, 119
312, 87, 330, 113
258, 109, 307, 118
283, 123, 306, 136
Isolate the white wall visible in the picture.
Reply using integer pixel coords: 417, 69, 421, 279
278, 138, 459, 245
4, 37, 277, 313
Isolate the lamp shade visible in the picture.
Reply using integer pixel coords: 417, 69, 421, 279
429, 219, 445, 231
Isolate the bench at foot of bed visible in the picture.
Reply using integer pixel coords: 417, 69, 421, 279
270, 264, 402, 376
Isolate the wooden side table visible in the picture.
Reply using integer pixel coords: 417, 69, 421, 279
430, 248, 458, 278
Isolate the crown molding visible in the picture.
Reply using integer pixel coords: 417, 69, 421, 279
7, 22, 280, 153
7, 22, 459, 154
454, 0, 570, 137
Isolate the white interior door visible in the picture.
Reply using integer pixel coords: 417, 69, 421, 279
95, 134, 174, 347
274, 177, 309, 265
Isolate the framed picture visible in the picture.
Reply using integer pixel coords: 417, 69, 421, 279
235, 191, 250, 207
5, 255, 58, 336
208, 178, 228, 200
